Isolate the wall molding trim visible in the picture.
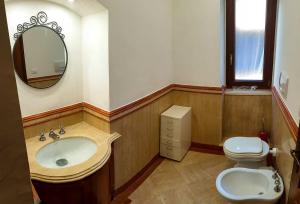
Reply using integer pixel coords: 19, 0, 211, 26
22, 103, 83, 128
272, 86, 298, 141
22, 84, 223, 126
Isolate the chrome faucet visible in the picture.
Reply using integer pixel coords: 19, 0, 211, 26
59, 124, 65, 135
39, 130, 46, 141
49, 129, 60, 140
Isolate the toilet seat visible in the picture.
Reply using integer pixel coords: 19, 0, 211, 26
216, 168, 283, 203
223, 137, 270, 162
224, 137, 263, 154
224, 140, 269, 161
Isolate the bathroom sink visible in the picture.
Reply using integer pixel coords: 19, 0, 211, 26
36, 137, 97, 169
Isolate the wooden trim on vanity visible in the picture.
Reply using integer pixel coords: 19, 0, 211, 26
112, 154, 164, 204
190, 142, 224, 155
22, 84, 224, 126
272, 87, 298, 141
31, 182, 41, 204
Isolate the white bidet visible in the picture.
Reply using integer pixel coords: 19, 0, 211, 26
216, 168, 283, 204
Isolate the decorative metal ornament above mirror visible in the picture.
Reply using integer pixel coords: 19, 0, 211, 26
13, 11, 68, 89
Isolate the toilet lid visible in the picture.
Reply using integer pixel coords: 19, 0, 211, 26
224, 137, 263, 154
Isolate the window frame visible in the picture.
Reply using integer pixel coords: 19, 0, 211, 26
226, 0, 277, 89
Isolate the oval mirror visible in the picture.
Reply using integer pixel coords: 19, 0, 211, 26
13, 26, 68, 89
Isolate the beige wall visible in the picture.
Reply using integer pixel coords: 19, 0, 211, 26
23, 112, 83, 139
274, 0, 300, 125
172, 91, 223, 145
83, 112, 111, 133
82, 11, 110, 111
223, 95, 272, 139
110, 93, 173, 189
98, 0, 174, 110
272, 2, 300, 200
271, 97, 296, 202
173, 0, 225, 87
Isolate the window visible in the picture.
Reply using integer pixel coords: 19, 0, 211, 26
226, 0, 277, 88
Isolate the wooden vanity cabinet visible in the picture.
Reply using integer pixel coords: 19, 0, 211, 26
32, 156, 113, 204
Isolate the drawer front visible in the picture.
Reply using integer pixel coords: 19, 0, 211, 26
160, 137, 181, 147
161, 118, 181, 140
161, 143, 175, 152
160, 144, 184, 161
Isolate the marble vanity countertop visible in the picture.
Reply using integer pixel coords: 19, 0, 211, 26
25, 122, 121, 183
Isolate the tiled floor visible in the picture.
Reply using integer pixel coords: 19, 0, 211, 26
129, 151, 234, 204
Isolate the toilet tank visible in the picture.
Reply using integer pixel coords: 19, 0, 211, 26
160, 105, 191, 161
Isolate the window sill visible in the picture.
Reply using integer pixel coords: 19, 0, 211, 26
225, 89, 272, 96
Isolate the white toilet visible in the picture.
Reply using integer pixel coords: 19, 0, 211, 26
223, 137, 270, 168
216, 137, 283, 203
216, 168, 283, 204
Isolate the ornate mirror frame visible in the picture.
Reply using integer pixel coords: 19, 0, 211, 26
14, 11, 65, 40
13, 11, 68, 89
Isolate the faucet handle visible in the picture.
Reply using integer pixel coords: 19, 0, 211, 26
274, 185, 281, 193
272, 170, 279, 179
59, 124, 65, 135
39, 129, 46, 141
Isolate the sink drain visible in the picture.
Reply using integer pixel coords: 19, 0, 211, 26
258, 192, 264, 195
56, 158, 68, 167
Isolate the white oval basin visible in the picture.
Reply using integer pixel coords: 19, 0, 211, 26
36, 137, 97, 169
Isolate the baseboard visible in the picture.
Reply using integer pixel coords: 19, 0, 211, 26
112, 154, 164, 204
190, 142, 224, 155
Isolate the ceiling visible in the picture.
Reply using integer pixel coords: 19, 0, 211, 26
5, 0, 107, 17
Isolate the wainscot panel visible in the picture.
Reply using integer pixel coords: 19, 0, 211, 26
171, 90, 223, 145
223, 95, 272, 139
271, 89, 297, 202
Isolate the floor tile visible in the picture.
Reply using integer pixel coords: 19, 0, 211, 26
129, 151, 233, 204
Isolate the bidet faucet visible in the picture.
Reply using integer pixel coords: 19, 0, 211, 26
272, 170, 279, 179
274, 184, 281, 193
49, 129, 60, 140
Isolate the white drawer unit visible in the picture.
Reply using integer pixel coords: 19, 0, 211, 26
160, 105, 191, 161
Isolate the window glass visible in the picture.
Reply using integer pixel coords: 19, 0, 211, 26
235, 0, 267, 81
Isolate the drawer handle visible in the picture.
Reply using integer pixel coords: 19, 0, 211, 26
166, 146, 173, 150
290, 150, 300, 166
